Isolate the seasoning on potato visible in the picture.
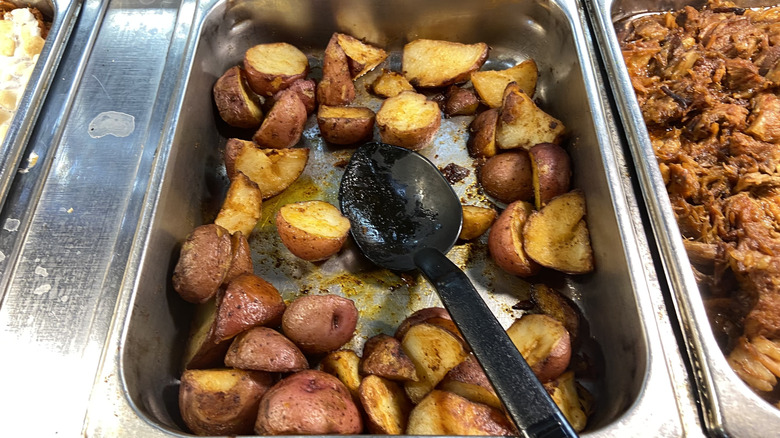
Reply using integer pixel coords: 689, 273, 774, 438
172, 223, 234, 304
402, 39, 489, 88
478, 150, 534, 204
281, 294, 358, 355
212, 65, 264, 128
243, 42, 309, 96
471, 59, 538, 108
317, 104, 376, 145
275, 200, 351, 262
487, 200, 541, 277
495, 81, 565, 150
376, 91, 441, 150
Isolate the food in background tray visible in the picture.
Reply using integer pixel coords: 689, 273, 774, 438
172, 33, 596, 435
0, 1, 48, 142
619, 0, 780, 403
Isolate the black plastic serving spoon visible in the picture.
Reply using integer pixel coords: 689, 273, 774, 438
339, 142, 577, 438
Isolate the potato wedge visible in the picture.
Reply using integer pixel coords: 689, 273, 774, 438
376, 91, 441, 150
496, 82, 565, 150
531, 284, 581, 346
317, 33, 356, 106
402, 39, 489, 88
443, 85, 479, 117
437, 355, 501, 409
361, 334, 418, 382
471, 59, 539, 108
336, 33, 388, 79
467, 108, 499, 159
320, 349, 363, 402
406, 390, 515, 435
214, 172, 263, 237
243, 42, 309, 96
224, 139, 309, 199
213, 66, 264, 128
487, 201, 541, 277
394, 307, 462, 343
224, 231, 253, 284
224, 326, 308, 372
172, 224, 233, 304
252, 88, 307, 149
372, 69, 415, 98
523, 190, 594, 274
213, 273, 286, 342
359, 375, 412, 434
544, 371, 588, 432
183, 297, 230, 370
478, 150, 533, 204
276, 200, 351, 261
401, 323, 469, 403
179, 368, 275, 436
317, 105, 375, 145
529, 142, 572, 209
506, 314, 571, 383
273, 78, 316, 115
459, 205, 496, 241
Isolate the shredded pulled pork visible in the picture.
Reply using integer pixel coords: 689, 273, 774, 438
620, 0, 780, 401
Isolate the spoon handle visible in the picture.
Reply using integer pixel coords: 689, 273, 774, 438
414, 247, 577, 438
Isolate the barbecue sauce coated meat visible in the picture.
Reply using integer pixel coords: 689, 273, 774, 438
620, 0, 780, 401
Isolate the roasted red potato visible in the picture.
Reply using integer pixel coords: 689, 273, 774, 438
506, 313, 572, 383
478, 150, 534, 204
437, 354, 501, 409
224, 139, 309, 199
273, 78, 316, 115
401, 323, 469, 403
376, 91, 441, 150
443, 85, 479, 116
182, 297, 230, 370
317, 33, 356, 106
275, 200, 351, 261
529, 142, 572, 209
213, 172, 263, 237
213, 273, 286, 342
172, 224, 233, 304
179, 368, 274, 436
224, 326, 309, 372
317, 105, 376, 145
319, 349, 362, 402
282, 294, 359, 355
467, 108, 499, 158
406, 390, 515, 435
254, 369, 363, 435
402, 39, 489, 88
224, 231, 253, 284
252, 88, 307, 149
394, 307, 462, 343
371, 69, 415, 98
471, 59, 538, 108
487, 200, 541, 277
243, 42, 309, 96
335, 32, 388, 79
359, 375, 413, 434
459, 205, 497, 241
496, 82, 565, 150
213, 66, 264, 128
360, 333, 418, 382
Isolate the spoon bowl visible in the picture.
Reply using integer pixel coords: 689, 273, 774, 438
339, 142, 577, 438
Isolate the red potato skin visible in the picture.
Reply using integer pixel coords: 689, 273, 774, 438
282, 294, 359, 355
243, 43, 309, 97
478, 150, 534, 204
273, 78, 316, 115
255, 369, 363, 435
213, 274, 286, 342
213, 66, 263, 128
468, 108, 499, 159
317, 34, 356, 106
488, 201, 541, 277
252, 89, 307, 149
172, 224, 233, 304
224, 326, 309, 372
394, 307, 463, 342
224, 231, 253, 284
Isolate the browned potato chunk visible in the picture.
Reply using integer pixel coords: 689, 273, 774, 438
255, 370, 363, 435
544, 371, 588, 432
172, 224, 233, 304
437, 355, 500, 409
496, 82, 565, 150
467, 108, 499, 159
336, 33, 388, 79
361, 334, 418, 382
359, 375, 413, 434
317, 33, 356, 106
317, 105, 376, 145
406, 390, 515, 435
394, 307, 462, 343
282, 294, 359, 355
224, 231, 253, 284
276, 200, 351, 261
372, 69, 415, 98
213, 273, 286, 342
214, 172, 262, 237
224, 139, 309, 199
487, 200, 541, 277
243, 42, 309, 96
401, 323, 469, 403
523, 190, 594, 274
478, 150, 533, 204
320, 349, 362, 402
179, 368, 274, 436
471, 59, 538, 108
531, 284, 581, 345
376, 91, 441, 150
183, 298, 231, 370
252, 88, 307, 149
402, 39, 489, 88
443, 86, 479, 117
529, 142, 572, 209
273, 78, 316, 115
213, 66, 263, 128
506, 314, 571, 383
459, 205, 497, 241
224, 326, 308, 372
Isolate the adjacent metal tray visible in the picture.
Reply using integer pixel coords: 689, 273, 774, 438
586, 0, 780, 436
85, 0, 691, 435
0, 0, 81, 209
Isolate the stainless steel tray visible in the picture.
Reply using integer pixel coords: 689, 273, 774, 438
586, 0, 780, 436
84, 0, 691, 435
0, 0, 81, 209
